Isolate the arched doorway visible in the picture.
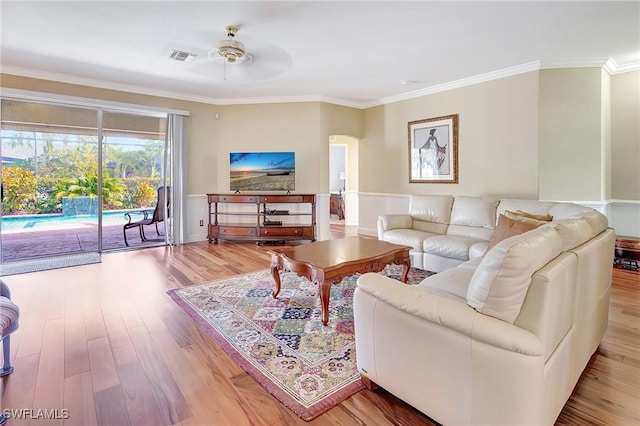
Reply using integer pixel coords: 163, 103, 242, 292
329, 135, 358, 227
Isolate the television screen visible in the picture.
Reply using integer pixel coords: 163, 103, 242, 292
230, 152, 295, 192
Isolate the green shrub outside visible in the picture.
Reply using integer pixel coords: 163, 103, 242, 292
1, 166, 38, 213
2, 166, 163, 215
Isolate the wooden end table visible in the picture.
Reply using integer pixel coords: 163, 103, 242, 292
268, 237, 411, 326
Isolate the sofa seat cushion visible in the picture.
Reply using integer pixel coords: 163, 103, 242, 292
418, 266, 475, 301
423, 235, 483, 261
466, 225, 563, 323
383, 229, 438, 251
469, 241, 489, 259
0, 296, 19, 335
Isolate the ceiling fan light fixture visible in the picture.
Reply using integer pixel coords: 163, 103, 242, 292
214, 25, 247, 64
216, 39, 245, 63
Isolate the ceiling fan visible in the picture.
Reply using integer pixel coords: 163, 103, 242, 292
209, 25, 252, 79
183, 24, 291, 82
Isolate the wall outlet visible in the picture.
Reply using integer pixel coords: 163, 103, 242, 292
199, 219, 204, 226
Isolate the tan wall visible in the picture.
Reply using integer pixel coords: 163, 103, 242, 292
360, 71, 540, 198
611, 71, 640, 200
601, 70, 612, 200
539, 68, 606, 201
215, 102, 325, 193
0, 74, 364, 195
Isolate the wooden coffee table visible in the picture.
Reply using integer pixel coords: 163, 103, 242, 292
268, 237, 411, 326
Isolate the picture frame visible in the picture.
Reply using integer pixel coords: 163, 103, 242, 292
408, 114, 459, 184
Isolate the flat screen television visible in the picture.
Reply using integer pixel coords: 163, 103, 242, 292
230, 152, 295, 192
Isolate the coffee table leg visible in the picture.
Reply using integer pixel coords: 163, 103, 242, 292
401, 258, 410, 283
271, 264, 282, 298
320, 280, 332, 326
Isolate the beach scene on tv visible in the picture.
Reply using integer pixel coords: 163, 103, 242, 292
230, 152, 295, 191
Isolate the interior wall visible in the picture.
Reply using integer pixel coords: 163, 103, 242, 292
611, 71, 640, 201
360, 71, 540, 199
215, 102, 327, 194
601, 69, 612, 201
329, 145, 346, 192
538, 68, 605, 201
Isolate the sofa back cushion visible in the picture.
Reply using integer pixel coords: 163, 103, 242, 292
409, 195, 453, 234
552, 216, 606, 251
447, 196, 498, 241
466, 225, 563, 323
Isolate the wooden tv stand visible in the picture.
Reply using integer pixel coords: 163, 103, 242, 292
207, 193, 316, 245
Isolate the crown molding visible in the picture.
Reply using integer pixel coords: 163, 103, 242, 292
541, 57, 640, 75
3, 57, 637, 111
211, 94, 365, 109
373, 61, 542, 107
0, 65, 226, 105
607, 59, 640, 75
0, 65, 366, 109
0, 87, 190, 116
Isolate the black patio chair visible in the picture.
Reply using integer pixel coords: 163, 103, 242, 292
123, 186, 170, 246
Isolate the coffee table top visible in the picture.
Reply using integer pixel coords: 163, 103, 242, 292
268, 237, 411, 269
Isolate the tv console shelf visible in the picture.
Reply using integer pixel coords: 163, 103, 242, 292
207, 193, 316, 245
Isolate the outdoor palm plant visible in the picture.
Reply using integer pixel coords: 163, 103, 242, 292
54, 171, 126, 208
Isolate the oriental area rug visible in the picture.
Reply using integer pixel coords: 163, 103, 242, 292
167, 265, 431, 421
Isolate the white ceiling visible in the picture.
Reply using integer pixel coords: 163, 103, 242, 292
1, 1, 639, 108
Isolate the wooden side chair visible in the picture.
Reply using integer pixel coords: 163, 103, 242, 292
123, 186, 170, 246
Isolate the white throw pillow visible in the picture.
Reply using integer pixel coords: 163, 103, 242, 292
466, 225, 562, 323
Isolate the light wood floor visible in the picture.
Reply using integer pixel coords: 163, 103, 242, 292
1, 226, 638, 426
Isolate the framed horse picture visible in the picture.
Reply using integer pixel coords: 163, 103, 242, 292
408, 114, 459, 184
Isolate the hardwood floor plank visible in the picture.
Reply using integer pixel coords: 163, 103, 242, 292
45, 285, 65, 322
82, 303, 107, 342
228, 372, 304, 426
87, 336, 119, 393
148, 330, 209, 397
0, 353, 40, 426
150, 331, 253, 425
117, 361, 169, 426
63, 372, 97, 426
127, 325, 191, 425
14, 308, 46, 359
93, 385, 132, 426
107, 326, 139, 368
31, 317, 65, 426
63, 307, 90, 378
344, 389, 437, 426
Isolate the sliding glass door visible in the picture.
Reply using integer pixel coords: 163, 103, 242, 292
101, 111, 168, 250
0, 100, 100, 262
0, 99, 171, 263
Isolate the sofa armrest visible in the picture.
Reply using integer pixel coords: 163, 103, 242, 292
356, 273, 543, 356
0, 280, 10, 299
377, 214, 413, 238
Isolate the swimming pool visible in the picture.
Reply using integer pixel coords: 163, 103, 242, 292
1, 210, 153, 233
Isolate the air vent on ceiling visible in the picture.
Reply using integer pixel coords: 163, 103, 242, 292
169, 50, 197, 62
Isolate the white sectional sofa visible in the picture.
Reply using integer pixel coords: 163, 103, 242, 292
356, 195, 615, 426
